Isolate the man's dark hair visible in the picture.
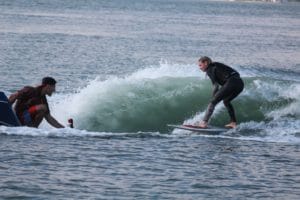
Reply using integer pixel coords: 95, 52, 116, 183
42, 77, 57, 85
199, 56, 212, 64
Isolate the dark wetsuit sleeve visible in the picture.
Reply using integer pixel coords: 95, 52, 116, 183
207, 66, 219, 96
203, 103, 215, 122
212, 83, 219, 97
203, 62, 243, 123
203, 66, 219, 122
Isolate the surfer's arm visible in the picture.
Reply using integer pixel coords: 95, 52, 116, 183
45, 114, 65, 128
8, 92, 19, 105
212, 83, 219, 96
207, 67, 219, 96
203, 102, 215, 123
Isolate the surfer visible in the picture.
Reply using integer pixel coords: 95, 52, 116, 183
8, 77, 65, 128
197, 56, 244, 129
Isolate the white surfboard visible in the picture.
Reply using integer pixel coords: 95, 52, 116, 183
167, 124, 228, 134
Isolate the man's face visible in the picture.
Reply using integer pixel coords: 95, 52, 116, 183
45, 84, 56, 96
198, 61, 208, 72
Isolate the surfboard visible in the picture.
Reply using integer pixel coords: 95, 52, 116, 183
0, 91, 21, 127
167, 124, 228, 133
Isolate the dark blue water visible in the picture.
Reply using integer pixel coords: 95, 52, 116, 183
1, 134, 300, 199
1, 0, 300, 199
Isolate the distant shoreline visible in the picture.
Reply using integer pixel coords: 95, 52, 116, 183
226, 0, 300, 2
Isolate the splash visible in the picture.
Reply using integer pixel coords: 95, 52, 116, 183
47, 63, 300, 136
2, 62, 299, 143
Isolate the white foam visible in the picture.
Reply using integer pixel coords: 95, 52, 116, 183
0, 125, 101, 137
8, 62, 298, 144
47, 62, 205, 127
0, 125, 174, 139
232, 120, 300, 143
130, 61, 202, 79
171, 120, 300, 144
267, 83, 300, 119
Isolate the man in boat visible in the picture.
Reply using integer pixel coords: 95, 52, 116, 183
9, 77, 64, 128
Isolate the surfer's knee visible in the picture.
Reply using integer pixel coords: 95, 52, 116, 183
223, 100, 230, 107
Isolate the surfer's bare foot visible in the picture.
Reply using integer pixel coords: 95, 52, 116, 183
197, 121, 208, 128
225, 122, 237, 129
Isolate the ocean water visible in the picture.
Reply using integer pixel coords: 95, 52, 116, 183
1, 0, 300, 199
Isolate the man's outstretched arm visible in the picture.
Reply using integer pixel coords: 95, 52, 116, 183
45, 114, 65, 128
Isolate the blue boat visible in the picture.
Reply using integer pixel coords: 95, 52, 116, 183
0, 91, 21, 127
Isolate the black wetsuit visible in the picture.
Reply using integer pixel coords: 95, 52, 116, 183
203, 62, 244, 123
